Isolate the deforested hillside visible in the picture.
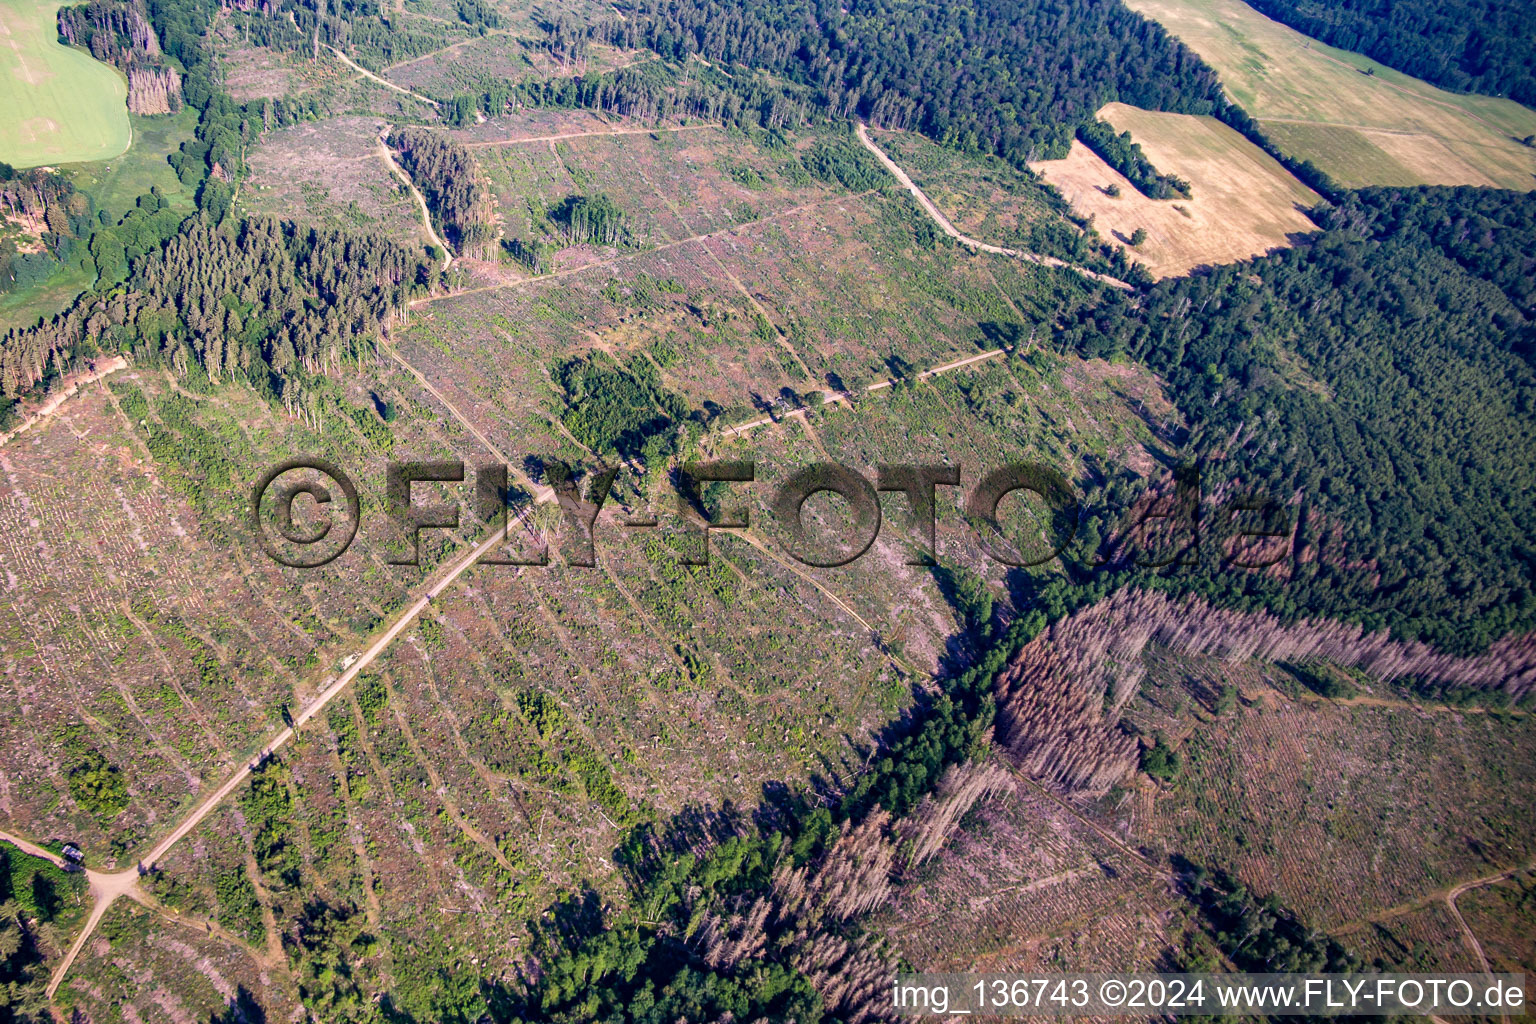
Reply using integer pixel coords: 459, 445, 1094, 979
0, 0, 1533, 1016
996, 588, 1536, 797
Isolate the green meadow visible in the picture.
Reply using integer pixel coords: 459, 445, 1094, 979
0, 0, 129, 167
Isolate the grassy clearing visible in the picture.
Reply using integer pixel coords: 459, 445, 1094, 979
1030, 103, 1320, 278
1125, 0, 1536, 190
64, 108, 197, 220
0, 108, 195, 331
0, 257, 89, 330
0, 0, 129, 167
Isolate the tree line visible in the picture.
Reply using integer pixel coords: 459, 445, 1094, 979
1, 215, 426, 421
230, 0, 474, 69
58, 0, 186, 113
0, 169, 94, 301
0, 0, 399, 426
1243, 0, 1536, 107
1076, 118, 1191, 199
587, 0, 1226, 165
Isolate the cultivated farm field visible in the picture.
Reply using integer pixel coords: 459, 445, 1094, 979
1125, 0, 1536, 190
1030, 104, 1321, 278
0, 0, 129, 166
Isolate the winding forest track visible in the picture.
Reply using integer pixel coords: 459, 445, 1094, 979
854, 123, 1134, 292
376, 129, 454, 272
27, 515, 523, 1003
326, 44, 439, 107
1444, 863, 1528, 975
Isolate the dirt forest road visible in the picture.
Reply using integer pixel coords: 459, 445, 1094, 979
461, 123, 718, 148
1333, 859, 1532, 979
327, 44, 439, 108
0, 829, 142, 1001
1445, 863, 1528, 975
24, 515, 525, 1002
854, 123, 1133, 292
19, 325, 1033, 1002
724, 346, 1009, 436
376, 128, 454, 272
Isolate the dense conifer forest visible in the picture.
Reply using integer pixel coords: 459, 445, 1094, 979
596, 0, 1225, 163
1054, 187, 1536, 653
388, 128, 497, 256
1, 217, 425, 415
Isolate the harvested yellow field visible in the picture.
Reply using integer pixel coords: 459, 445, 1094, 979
1030, 103, 1321, 278
1125, 0, 1536, 190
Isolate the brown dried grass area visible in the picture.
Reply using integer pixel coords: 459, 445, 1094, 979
1030, 105, 1321, 278
1125, 0, 1536, 190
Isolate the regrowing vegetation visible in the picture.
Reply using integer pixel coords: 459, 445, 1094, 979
0, 0, 1532, 1016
